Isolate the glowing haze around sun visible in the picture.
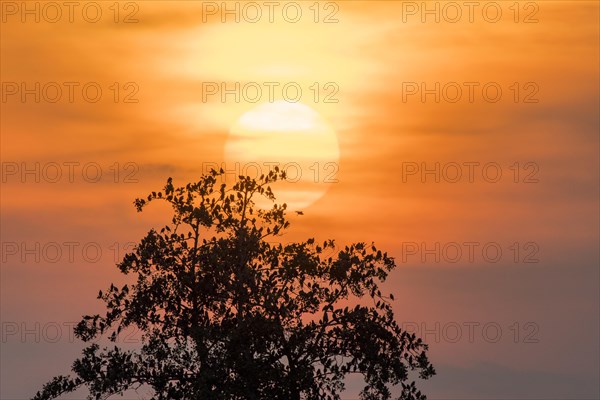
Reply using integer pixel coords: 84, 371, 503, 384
225, 101, 340, 210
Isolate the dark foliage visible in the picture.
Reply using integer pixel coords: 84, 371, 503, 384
34, 168, 435, 400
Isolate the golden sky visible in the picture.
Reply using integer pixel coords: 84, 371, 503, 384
1, 1, 599, 398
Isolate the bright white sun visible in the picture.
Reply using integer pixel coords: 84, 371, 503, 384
225, 101, 340, 210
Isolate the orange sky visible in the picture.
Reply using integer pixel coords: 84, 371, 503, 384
1, 1, 599, 398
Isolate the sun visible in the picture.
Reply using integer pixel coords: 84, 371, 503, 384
225, 101, 340, 210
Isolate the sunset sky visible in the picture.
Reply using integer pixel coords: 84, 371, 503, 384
1, 1, 599, 398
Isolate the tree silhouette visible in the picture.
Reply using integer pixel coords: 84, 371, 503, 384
34, 169, 435, 400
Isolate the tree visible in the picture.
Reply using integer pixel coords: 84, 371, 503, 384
33, 168, 435, 400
